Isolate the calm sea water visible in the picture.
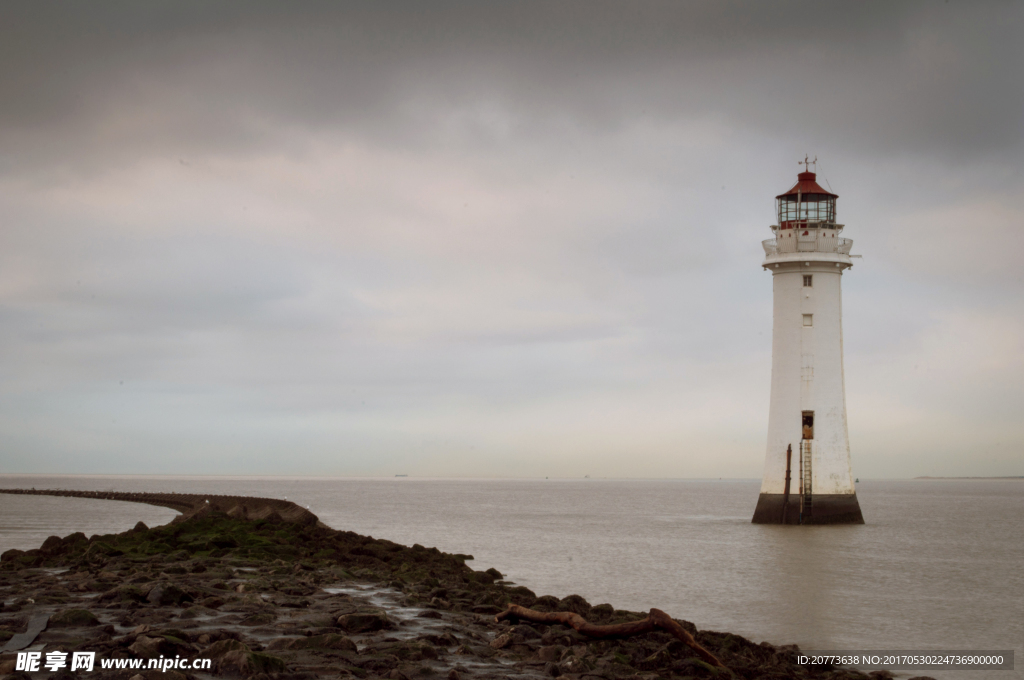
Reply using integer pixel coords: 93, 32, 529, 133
1, 476, 1020, 680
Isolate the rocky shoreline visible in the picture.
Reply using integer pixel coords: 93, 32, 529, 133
1, 492, 915, 680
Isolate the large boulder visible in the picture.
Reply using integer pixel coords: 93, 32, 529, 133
49, 608, 100, 628
40, 536, 63, 552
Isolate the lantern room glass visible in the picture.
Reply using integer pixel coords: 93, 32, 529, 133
777, 194, 836, 227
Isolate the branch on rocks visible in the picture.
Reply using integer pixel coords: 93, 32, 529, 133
495, 604, 726, 670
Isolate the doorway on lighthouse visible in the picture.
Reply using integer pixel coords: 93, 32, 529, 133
802, 411, 814, 440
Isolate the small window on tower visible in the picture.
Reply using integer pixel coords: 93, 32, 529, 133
803, 314, 813, 327
803, 275, 813, 287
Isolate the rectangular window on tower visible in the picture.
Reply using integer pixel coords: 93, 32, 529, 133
803, 314, 813, 327
803, 275, 813, 287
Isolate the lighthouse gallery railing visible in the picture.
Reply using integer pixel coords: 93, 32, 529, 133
762, 234, 853, 257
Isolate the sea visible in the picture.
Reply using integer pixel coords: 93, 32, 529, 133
1, 476, 1020, 680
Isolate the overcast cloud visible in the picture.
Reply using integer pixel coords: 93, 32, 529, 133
1, 1, 1021, 478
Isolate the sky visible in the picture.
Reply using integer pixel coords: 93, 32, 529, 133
1, 1, 1021, 479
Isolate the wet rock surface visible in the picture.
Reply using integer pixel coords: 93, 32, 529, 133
2, 502, 874, 680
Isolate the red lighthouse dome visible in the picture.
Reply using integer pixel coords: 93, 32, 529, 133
776, 171, 837, 229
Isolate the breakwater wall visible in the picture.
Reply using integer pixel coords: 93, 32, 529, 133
0, 488, 321, 526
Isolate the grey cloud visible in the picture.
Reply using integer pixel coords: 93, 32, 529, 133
2, 1, 1021, 177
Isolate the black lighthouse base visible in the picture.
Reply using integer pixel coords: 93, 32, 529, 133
751, 493, 864, 525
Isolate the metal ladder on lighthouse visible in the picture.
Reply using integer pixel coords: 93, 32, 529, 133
799, 440, 813, 521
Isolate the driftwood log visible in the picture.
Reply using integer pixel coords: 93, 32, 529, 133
495, 604, 727, 669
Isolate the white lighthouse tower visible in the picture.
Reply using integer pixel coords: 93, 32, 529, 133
752, 161, 864, 525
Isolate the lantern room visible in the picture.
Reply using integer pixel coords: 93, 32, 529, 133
776, 171, 837, 229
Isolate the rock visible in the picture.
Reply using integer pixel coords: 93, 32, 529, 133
0, 660, 17, 675
1, 548, 26, 562
510, 624, 540, 640
532, 595, 560, 612
64, 532, 88, 545
129, 634, 168, 658
40, 535, 63, 551
131, 521, 149, 532
146, 583, 192, 606
203, 638, 251, 659
556, 594, 591, 617
538, 646, 565, 662
129, 675, 145, 680
544, 662, 560, 677
506, 585, 537, 606
226, 505, 249, 519
239, 611, 277, 626
289, 634, 357, 651
559, 654, 594, 675
264, 637, 297, 651
337, 611, 391, 633
177, 605, 218, 619
446, 671, 460, 680
49, 608, 100, 628
99, 584, 148, 603
674, 658, 720, 676
490, 633, 512, 649
365, 641, 439, 662
355, 653, 401, 674
415, 633, 459, 648
639, 645, 673, 670
218, 650, 286, 677
417, 609, 443, 619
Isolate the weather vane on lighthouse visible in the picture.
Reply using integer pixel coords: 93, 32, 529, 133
752, 162, 864, 525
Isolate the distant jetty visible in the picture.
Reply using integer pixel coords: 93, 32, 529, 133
914, 476, 1023, 480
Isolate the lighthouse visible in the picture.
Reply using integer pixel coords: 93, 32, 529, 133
752, 161, 864, 525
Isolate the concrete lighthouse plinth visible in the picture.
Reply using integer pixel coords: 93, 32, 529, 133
752, 493, 863, 525
752, 167, 864, 525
